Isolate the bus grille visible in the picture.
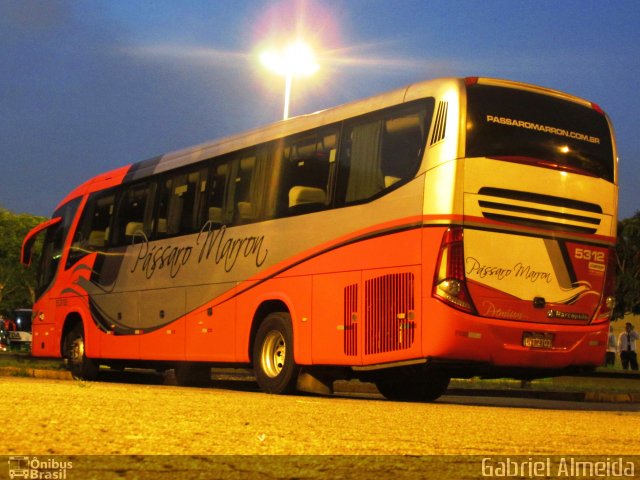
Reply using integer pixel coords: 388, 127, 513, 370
364, 273, 415, 355
477, 187, 602, 234
343, 283, 358, 357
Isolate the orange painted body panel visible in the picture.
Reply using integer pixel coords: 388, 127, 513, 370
140, 318, 185, 360
275, 228, 424, 366
100, 330, 139, 360
312, 271, 362, 365
31, 322, 58, 357
56, 165, 130, 211
185, 294, 236, 362
31, 263, 90, 358
422, 298, 608, 368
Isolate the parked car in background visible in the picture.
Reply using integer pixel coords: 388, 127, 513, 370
2, 309, 33, 352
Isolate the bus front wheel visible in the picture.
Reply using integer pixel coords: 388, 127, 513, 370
63, 323, 98, 380
253, 312, 299, 394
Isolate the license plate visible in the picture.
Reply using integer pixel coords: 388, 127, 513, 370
522, 331, 554, 349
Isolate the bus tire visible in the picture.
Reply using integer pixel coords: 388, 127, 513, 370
420, 368, 451, 402
63, 323, 98, 380
375, 367, 450, 402
174, 362, 212, 387
253, 312, 299, 394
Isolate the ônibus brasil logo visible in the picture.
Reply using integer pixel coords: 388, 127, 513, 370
7, 457, 73, 479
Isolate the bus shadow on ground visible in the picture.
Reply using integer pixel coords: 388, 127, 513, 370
95, 367, 261, 393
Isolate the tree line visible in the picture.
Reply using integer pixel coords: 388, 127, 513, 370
614, 211, 640, 319
0, 207, 46, 317
0, 206, 638, 321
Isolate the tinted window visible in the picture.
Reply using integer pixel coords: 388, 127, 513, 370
156, 165, 208, 238
66, 189, 116, 267
278, 129, 338, 216
466, 84, 614, 181
337, 100, 433, 204
229, 146, 276, 225
205, 160, 232, 227
112, 182, 156, 245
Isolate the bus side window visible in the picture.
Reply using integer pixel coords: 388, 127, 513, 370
337, 100, 433, 205
279, 129, 336, 217
206, 161, 231, 227
66, 190, 115, 268
234, 156, 256, 224
112, 181, 155, 246
156, 165, 208, 238
230, 145, 275, 225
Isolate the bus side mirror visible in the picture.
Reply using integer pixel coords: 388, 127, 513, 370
21, 217, 62, 267
21, 236, 35, 267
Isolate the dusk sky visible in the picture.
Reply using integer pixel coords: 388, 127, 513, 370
2, 0, 639, 219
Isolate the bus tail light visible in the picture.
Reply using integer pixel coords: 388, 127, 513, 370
433, 227, 476, 314
592, 249, 616, 324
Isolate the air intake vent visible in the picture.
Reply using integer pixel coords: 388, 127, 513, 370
430, 101, 448, 145
365, 273, 415, 355
343, 283, 358, 357
477, 187, 603, 234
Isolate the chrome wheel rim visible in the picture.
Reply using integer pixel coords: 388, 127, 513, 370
68, 337, 84, 367
260, 330, 286, 378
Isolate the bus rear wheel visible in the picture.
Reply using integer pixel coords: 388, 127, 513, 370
253, 312, 299, 394
375, 367, 450, 402
63, 323, 98, 380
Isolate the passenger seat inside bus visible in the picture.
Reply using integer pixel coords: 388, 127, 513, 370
236, 202, 254, 223
87, 230, 106, 248
288, 186, 327, 215
208, 207, 223, 226
124, 222, 144, 242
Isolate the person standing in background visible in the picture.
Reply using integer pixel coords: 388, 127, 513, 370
618, 322, 640, 370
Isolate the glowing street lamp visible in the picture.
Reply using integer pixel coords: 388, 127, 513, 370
260, 41, 319, 120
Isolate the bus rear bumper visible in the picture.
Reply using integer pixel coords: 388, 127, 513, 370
423, 304, 608, 373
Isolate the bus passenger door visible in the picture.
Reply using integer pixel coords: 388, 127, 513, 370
312, 272, 362, 365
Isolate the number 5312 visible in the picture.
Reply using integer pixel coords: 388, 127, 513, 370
574, 248, 605, 263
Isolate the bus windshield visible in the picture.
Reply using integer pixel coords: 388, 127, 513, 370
465, 84, 614, 182
34, 198, 81, 297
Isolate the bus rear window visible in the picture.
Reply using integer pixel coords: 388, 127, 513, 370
465, 84, 614, 182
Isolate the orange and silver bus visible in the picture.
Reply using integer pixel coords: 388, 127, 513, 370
22, 77, 617, 401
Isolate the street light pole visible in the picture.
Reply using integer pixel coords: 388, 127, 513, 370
283, 72, 293, 120
260, 41, 319, 120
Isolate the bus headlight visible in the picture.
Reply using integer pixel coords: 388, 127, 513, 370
605, 296, 615, 310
